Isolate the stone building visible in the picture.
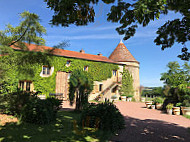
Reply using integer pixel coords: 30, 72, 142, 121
109, 40, 140, 101
10, 40, 140, 101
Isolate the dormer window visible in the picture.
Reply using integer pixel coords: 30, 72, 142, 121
66, 60, 71, 67
84, 66, 88, 71
43, 66, 50, 75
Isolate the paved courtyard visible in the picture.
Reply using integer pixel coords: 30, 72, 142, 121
111, 101, 190, 142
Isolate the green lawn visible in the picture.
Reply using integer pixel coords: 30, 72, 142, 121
0, 111, 112, 142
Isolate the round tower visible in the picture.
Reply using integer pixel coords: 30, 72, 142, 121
109, 40, 140, 101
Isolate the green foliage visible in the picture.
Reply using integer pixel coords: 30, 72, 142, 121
0, 51, 118, 95
81, 101, 125, 133
69, 70, 94, 110
182, 99, 190, 107
21, 97, 61, 124
176, 102, 182, 107
0, 111, 112, 141
0, 90, 42, 116
127, 95, 134, 98
166, 103, 174, 110
45, 0, 190, 60
0, 11, 46, 82
0, 90, 61, 124
153, 97, 164, 105
120, 68, 134, 96
142, 87, 164, 97
161, 61, 190, 105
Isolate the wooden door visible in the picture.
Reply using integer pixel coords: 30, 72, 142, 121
56, 71, 69, 100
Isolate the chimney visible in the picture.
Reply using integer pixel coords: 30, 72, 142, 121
80, 49, 85, 53
97, 52, 102, 56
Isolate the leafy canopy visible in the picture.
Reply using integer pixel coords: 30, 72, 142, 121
160, 61, 190, 89
45, 0, 190, 60
0, 11, 46, 82
161, 61, 190, 106
69, 70, 93, 110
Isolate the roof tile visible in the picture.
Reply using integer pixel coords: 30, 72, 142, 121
109, 42, 139, 63
11, 43, 120, 64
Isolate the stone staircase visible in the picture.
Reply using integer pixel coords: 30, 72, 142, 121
94, 82, 121, 101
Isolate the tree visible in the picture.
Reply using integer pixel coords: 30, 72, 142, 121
120, 68, 134, 96
160, 61, 190, 88
69, 70, 93, 111
45, 0, 190, 60
142, 87, 164, 97
161, 61, 190, 103
0, 11, 46, 82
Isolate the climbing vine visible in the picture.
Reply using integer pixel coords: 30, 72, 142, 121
119, 67, 134, 97
1, 51, 119, 95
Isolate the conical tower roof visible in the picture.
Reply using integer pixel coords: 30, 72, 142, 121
109, 40, 139, 63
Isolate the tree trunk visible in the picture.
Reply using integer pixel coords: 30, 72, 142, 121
75, 88, 80, 111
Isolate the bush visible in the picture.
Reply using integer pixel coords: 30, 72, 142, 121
0, 90, 61, 124
81, 101, 125, 133
21, 97, 61, 124
153, 97, 164, 105
182, 99, 190, 107
0, 90, 32, 115
166, 103, 174, 109
127, 95, 133, 98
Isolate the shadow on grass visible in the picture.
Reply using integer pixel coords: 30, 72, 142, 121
0, 111, 111, 142
110, 116, 190, 142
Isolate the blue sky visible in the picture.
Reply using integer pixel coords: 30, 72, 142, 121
0, 0, 187, 87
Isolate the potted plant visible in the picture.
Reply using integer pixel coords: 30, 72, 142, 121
166, 103, 174, 115
145, 98, 153, 108
173, 103, 181, 115
151, 104, 156, 109
127, 95, 133, 102
141, 97, 146, 102
181, 100, 190, 116
120, 94, 126, 101
111, 95, 118, 102
153, 97, 164, 110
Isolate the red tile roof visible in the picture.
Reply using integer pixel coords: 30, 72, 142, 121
109, 42, 139, 63
11, 43, 122, 64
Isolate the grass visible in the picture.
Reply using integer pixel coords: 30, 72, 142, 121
183, 115, 190, 119
0, 111, 112, 142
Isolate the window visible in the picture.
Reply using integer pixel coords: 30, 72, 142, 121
99, 84, 103, 92
26, 82, 31, 91
66, 60, 71, 67
19, 81, 24, 90
84, 66, 88, 71
19, 80, 32, 91
43, 66, 50, 75
113, 70, 117, 76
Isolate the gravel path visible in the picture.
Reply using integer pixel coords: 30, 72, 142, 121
110, 101, 190, 142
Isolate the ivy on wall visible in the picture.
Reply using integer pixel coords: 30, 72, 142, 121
1, 51, 119, 95
119, 67, 134, 97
